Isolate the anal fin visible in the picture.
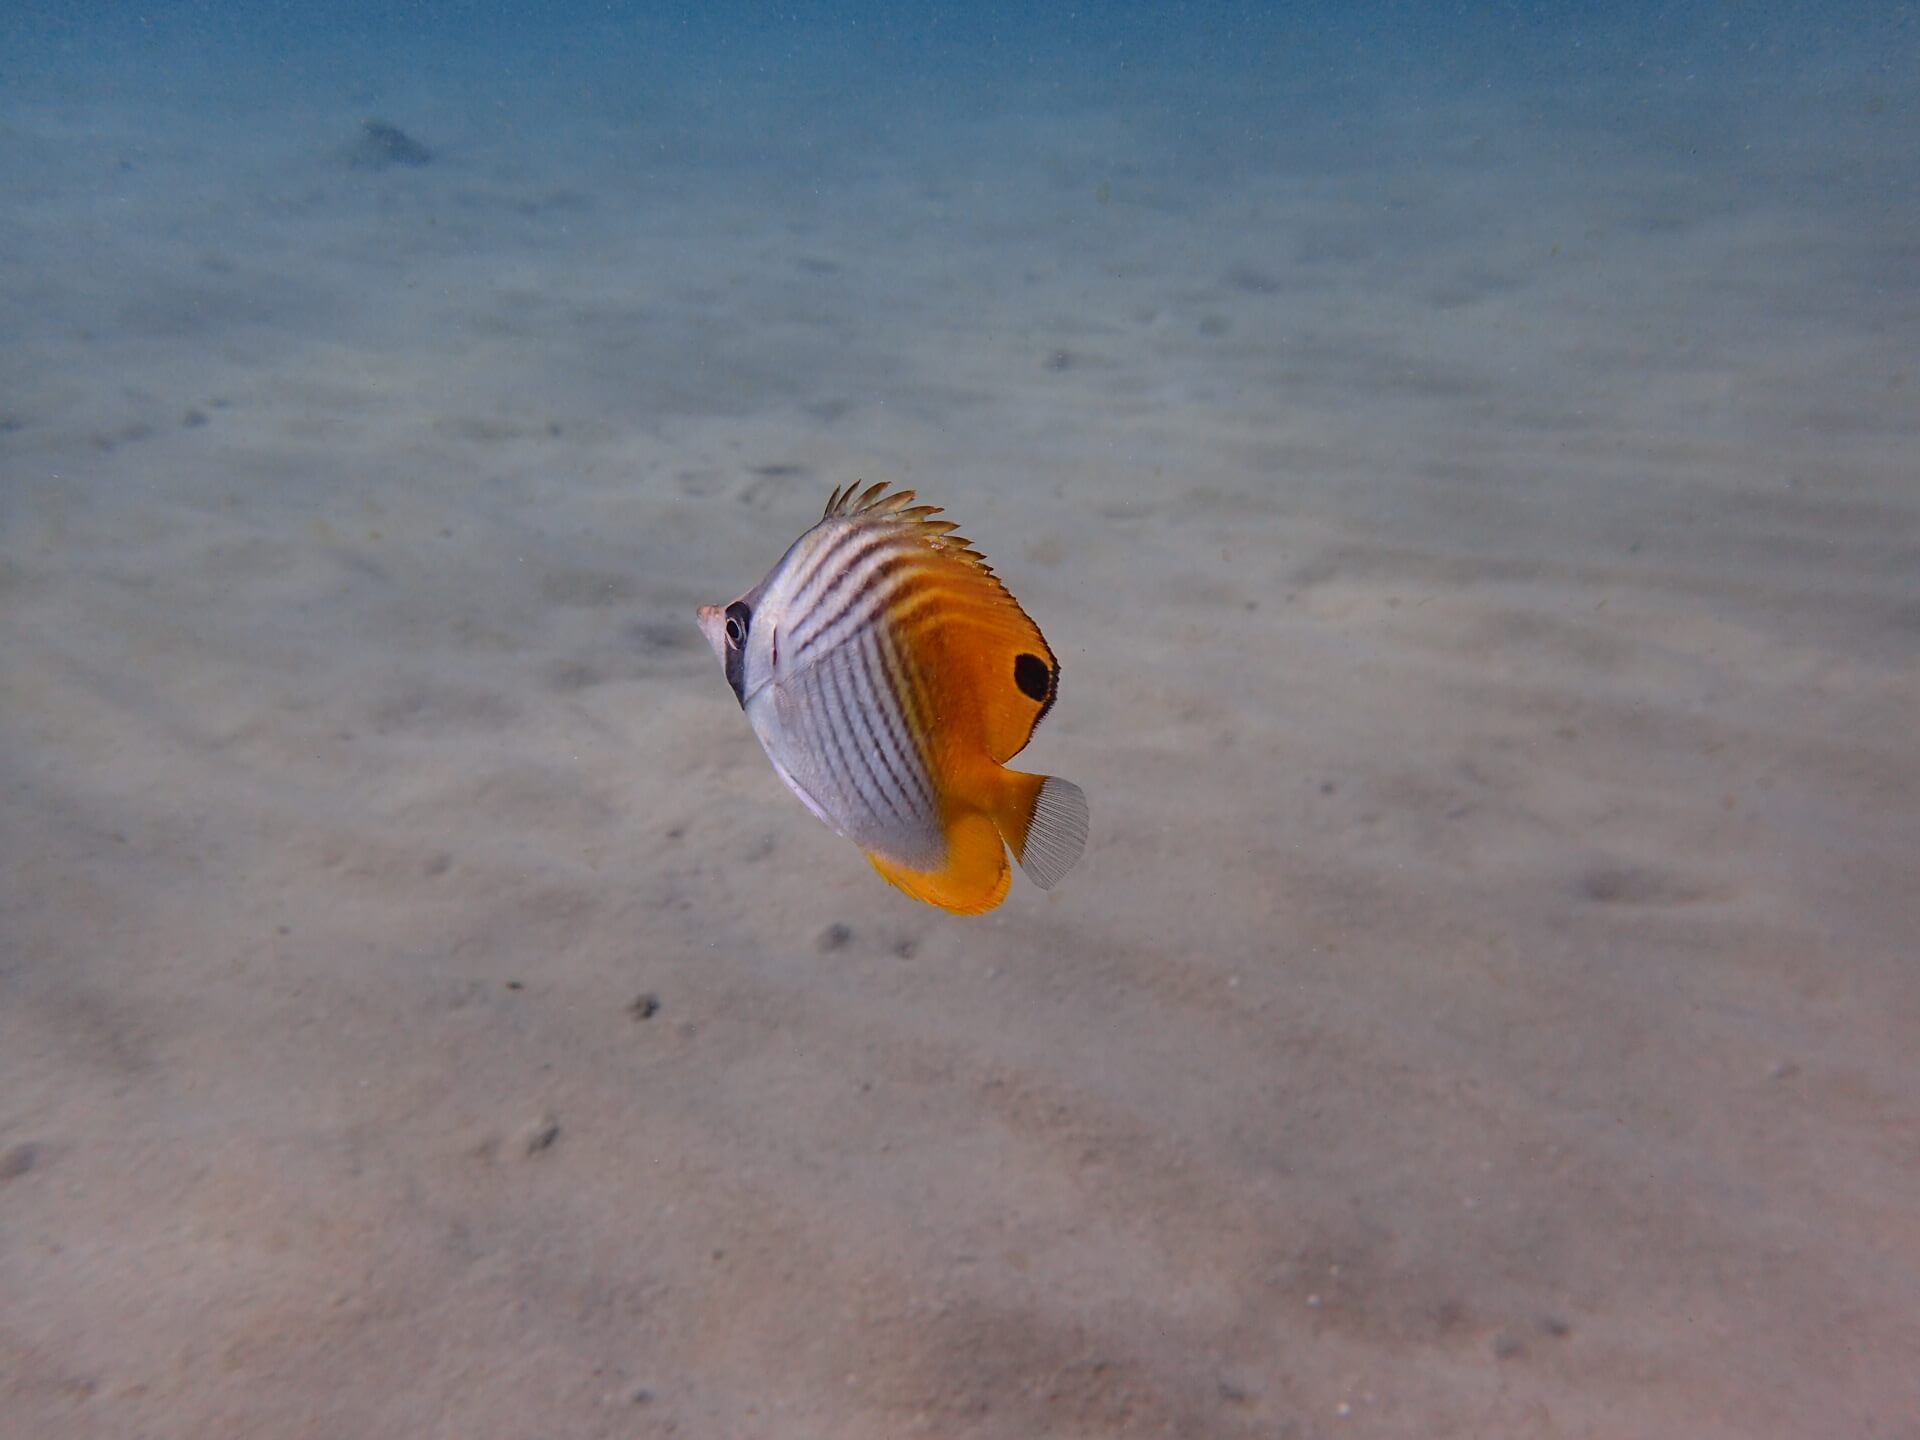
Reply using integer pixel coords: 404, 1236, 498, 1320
866, 812, 1012, 915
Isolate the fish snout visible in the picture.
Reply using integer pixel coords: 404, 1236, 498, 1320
696, 604, 729, 662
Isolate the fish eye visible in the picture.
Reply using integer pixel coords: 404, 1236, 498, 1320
724, 602, 752, 647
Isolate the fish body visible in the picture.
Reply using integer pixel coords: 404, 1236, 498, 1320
698, 482, 1087, 913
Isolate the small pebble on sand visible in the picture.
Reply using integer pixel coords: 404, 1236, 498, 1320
522, 1113, 561, 1156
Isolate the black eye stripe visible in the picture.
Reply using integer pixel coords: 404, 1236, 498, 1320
721, 602, 753, 707
725, 601, 753, 647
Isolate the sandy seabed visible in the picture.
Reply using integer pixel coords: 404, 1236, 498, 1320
3, 32, 1919, 1440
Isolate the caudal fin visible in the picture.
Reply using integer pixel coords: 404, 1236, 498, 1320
992, 772, 1089, 891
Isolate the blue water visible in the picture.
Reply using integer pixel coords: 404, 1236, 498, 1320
3, 5, 1916, 1438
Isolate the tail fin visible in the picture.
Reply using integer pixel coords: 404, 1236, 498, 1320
991, 772, 1089, 891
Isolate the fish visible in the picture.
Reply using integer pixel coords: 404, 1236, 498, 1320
698, 481, 1088, 914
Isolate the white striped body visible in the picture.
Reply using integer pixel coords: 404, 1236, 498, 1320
719, 513, 946, 870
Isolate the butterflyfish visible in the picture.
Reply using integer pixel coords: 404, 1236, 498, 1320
698, 482, 1088, 914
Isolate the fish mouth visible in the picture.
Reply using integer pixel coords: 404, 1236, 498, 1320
696, 604, 728, 663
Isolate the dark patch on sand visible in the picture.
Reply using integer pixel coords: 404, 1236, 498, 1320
1578, 864, 1728, 907
347, 119, 433, 171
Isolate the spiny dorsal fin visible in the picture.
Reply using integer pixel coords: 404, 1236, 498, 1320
825, 480, 904, 518
821, 481, 994, 570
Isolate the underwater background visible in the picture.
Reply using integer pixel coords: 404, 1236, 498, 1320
3, 3, 1917, 1436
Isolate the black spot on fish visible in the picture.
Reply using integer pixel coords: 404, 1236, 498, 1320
1014, 652, 1052, 702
